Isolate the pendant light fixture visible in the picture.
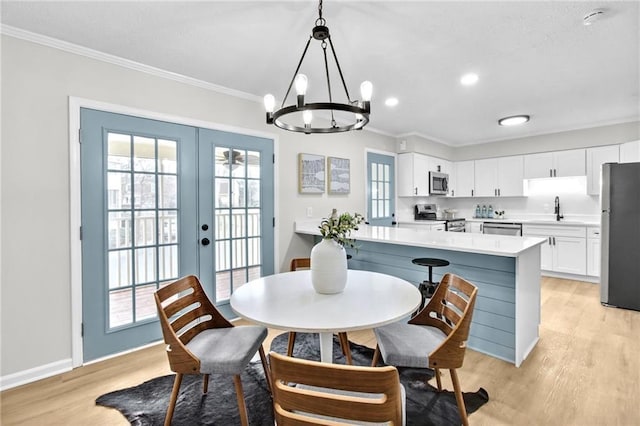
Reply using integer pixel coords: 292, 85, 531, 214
264, 0, 372, 134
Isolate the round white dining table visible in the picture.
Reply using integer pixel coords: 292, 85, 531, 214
230, 269, 422, 363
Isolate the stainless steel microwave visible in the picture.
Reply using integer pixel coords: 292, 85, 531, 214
429, 171, 449, 195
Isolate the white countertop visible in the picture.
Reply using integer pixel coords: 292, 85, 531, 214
295, 221, 546, 257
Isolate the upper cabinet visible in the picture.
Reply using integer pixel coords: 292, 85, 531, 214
523, 149, 586, 179
474, 155, 524, 197
398, 153, 429, 197
586, 145, 619, 195
397, 152, 450, 197
453, 160, 475, 197
620, 140, 640, 163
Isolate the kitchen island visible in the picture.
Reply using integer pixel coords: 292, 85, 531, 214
295, 221, 546, 367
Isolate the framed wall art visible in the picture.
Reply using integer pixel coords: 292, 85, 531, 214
328, 157, 350, 194
298, 153, 325, 193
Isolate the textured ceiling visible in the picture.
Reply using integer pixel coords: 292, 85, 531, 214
2, 1, 639, 146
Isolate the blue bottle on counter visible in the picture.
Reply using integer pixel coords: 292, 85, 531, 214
475, 204, 481, 218
488, 205, 494, 219
481, 205, 487, 218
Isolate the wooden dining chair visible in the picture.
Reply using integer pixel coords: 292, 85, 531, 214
154, 275, 271, 426
287, 257, 353, 364
371, 273, 478, 426
269, 351, 404, 425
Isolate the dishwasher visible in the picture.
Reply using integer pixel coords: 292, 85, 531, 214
482, 222, 523, 236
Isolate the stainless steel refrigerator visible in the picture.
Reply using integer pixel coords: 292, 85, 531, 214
600, 162, 640, 311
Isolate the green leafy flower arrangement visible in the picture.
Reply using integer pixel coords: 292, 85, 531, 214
318, 209, 365, 249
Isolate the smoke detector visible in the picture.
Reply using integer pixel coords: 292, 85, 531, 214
583, 9, 605, 26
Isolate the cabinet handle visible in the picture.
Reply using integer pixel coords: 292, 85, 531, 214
550, 169, 553, 177
471, 189, 474, 196
554, 169, 557, 177
553, 236, 556, 245
451, 189, 455, 196
498, 188, 501, 196
548, 237, 552, 245
494, 188, 497, 196
414, 187, 417, 195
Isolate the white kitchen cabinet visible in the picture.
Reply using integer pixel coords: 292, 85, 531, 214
475, 156, 524, 197
620, 140, 640, 163
586, 145, 619, 195
523, 225, 587, 275
453, 160, 475, 197
587, 227, 601, 277
397, 153, 430, 196
523, 149, 586, 179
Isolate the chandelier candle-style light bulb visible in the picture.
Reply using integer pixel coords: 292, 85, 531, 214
360, 81, 373, 102
264, 94, 275, 112
262, 0, 371, 134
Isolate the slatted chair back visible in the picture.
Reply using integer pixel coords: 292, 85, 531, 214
409, 273, 478, 369
269, 352, 403, 425
154, 275, 233, 373
289, 257, 311, 271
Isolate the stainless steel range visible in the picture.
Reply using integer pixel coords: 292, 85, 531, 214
414, 204, 466, 232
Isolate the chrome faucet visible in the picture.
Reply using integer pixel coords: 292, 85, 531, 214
554, 196, 564, 221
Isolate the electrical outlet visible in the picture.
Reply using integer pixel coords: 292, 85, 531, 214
306, 207, 313, 217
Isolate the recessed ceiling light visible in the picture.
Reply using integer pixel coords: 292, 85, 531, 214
385, 97, 399, 107
460, 73, 479, 86
498, 115, 530, 126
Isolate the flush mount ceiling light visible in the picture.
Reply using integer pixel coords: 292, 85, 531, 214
460, 73, 479, 86
263, 0, 371, 134
498, 115, 530, 126
583, 9, 605, 26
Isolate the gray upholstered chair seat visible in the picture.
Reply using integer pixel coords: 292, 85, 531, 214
374, 322, 447, 369
186, 326, 268, 375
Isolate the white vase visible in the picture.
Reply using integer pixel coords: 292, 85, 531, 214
310, 238, 348, 294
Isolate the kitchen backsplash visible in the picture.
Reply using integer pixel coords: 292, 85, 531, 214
397, 193, 600, 223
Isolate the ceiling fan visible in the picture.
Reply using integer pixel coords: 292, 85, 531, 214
215, 148, 260, 167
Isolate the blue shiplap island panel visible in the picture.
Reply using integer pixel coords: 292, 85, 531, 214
303, 228, 542, 367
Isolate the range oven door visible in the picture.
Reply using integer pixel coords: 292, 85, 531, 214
429, 171, 449, 195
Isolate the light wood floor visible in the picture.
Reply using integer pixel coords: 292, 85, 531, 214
2, 277, 639, 425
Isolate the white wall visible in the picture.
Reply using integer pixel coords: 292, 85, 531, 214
0, 35, 395, 379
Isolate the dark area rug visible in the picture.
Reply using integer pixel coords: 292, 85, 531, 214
96, 332, 488, 425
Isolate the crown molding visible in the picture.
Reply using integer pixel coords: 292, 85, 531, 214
1, 24, 261, 103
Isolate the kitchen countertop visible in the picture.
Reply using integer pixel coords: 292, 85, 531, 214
295, 221, 546, 257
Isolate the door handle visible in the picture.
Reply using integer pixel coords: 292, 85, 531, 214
201, 238, 210, 246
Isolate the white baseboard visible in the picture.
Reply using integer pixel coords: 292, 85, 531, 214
541, 271, 599, 283
0, 358, 72, 391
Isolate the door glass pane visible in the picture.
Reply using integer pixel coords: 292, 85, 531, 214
108, 211, 131, 249
133, 136, 156, 172
213, 144, 265, 303
158, 139, 177, 173
106, 132, 179, 330
371, 163, 377, 180
134, 211, 156, 246
108, 133, 131, 171
231, 179, 246, 207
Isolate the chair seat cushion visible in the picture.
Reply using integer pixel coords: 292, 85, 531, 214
186, 325, 267, 375
374, 322, 447, 369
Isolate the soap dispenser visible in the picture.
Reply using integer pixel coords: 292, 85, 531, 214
475, 204, 481, 218
481, 205, 487, 218
488, 205, 494, 219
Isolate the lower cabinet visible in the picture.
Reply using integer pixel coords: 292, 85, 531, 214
523, 225, 587, 276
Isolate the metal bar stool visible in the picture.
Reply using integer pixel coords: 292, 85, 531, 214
412, 257, 450, 311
